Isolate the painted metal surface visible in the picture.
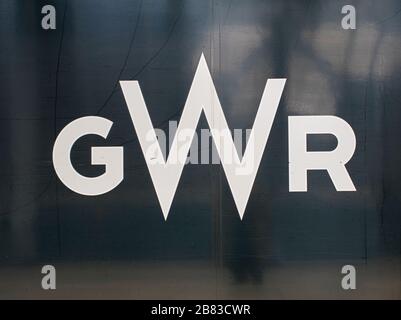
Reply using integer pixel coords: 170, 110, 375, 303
0, 0, 400, 298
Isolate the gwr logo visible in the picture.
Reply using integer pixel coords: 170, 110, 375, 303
53, 54, 356, 220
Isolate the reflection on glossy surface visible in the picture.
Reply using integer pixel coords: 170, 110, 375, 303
0, 0, 400, 298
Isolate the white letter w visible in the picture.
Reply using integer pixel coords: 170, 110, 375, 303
120, 53, 286, 220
